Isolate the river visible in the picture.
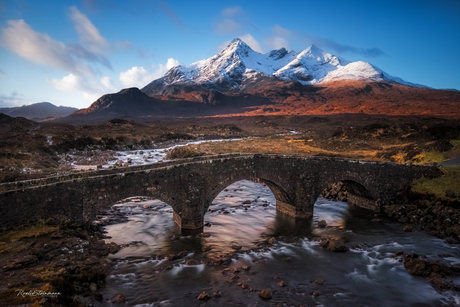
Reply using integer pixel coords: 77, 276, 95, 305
97, 180, 460, 306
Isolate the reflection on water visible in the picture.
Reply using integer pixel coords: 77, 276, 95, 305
99, 180, 460, 307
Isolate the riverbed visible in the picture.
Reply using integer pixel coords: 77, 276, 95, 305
97, 180, 460, 306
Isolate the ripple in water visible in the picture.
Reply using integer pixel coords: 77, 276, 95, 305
98, 180, 460, 307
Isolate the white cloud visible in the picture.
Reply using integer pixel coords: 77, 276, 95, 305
214, 6, 250, 35
69, 6, 111, 55
119, 67, 153, 88
0, 91, 26, 107
50, 73, 116, 102
222, 6, 243, 17
0, 18, 114, 75
214, 18, 241, 35
239, 34, 264, 53
119, 58, 180, 88
1, 19, 94, 75
265, 25, 292, 50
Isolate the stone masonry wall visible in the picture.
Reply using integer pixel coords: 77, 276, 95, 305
0, 154, 442, 230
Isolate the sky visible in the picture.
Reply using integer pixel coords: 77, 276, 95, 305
0, 0, 459, 109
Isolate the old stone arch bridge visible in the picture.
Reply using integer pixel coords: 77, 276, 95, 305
0, 153, 441, 231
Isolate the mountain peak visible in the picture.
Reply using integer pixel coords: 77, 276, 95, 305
222, 38, 253, 56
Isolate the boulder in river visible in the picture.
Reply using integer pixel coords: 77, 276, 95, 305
320, 238, 349, 252
259, 288, 272, 299
197, 291, 210, 300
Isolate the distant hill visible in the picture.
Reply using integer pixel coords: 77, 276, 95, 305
0, 102, 78, 120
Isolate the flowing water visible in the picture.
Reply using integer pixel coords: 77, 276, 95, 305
97, 180, 460, 306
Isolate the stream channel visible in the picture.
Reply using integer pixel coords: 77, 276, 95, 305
95, 179, 460, 307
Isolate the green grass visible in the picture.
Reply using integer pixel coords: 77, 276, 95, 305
411, 165, 460, 198
412, 151, 449, 164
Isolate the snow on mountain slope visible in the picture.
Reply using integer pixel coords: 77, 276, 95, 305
142, 38, 420, 96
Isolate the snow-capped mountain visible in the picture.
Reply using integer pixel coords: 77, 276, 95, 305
142, 38, 419, 96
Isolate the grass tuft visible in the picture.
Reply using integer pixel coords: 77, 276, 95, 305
411, 165, 460, 198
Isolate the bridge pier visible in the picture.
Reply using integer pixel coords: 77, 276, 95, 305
276, 201, 313, 219
173, 208, 204, 234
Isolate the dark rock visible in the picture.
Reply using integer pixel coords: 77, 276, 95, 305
111, 294, 126, 303
197, 291, 210, 300
202, 232, 211, 237
404, 225, 413, 232
445, 190, 457, 198
320, 238, 349, 252
403, 253, 455, 276
231, 244, 242, 250
242, 200, 251, 204
74, 295, 90, 306
314, 279, 324, 285
259, 288, 272, 299
268, 237, 276, 244
318, 220, 327, 228
186, 260, 199, 266
277, 281, 286, 287
242, 265, 250, 270
238, 283, 249, 289
89, 282, 97, 292
312, 291, 322, 296
428, 273, 458, 290
445, 237, 459, 244
3, 255, 38, 270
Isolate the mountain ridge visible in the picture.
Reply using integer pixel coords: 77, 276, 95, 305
0, 102, 78, 120
142, 38, 422, 96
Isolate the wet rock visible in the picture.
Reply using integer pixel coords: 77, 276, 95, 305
201, 232, 211, 237
268, 237, 276, 244
89, 282, 97, 292
314, 279, 324, 285
404, 225, 413, 232
238, 283, 249, 289
242, 265, 250, 271
445, 236, 459, 244
318, 220, 327, 228
277, 280, 286, 287
183, 259, 197, 266
213, 291, 221, 298
312, 291, 322, 296
94, 292, 103, 301
110, 294, 126, 303
445, 190, 457, 198
428, 273, 459, 290
320, 238, 349, 252
242, 200, 251, 204
231, 244, 242, 250
259, 288, 272, 299
197, 291, 210, 300
403, 253, 455, 276
221, 268, 231, 275
204, 222, 211, 227
74, 295, 90, 306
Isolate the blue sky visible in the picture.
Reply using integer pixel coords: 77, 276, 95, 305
0, 0, 459, 109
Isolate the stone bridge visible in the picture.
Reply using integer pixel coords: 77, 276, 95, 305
0, 154, 442, 231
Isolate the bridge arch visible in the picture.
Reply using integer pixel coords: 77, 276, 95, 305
317, 178, 379, 213
205, 176, 295, 219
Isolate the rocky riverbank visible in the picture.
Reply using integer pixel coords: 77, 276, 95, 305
0, 221, 120, 306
